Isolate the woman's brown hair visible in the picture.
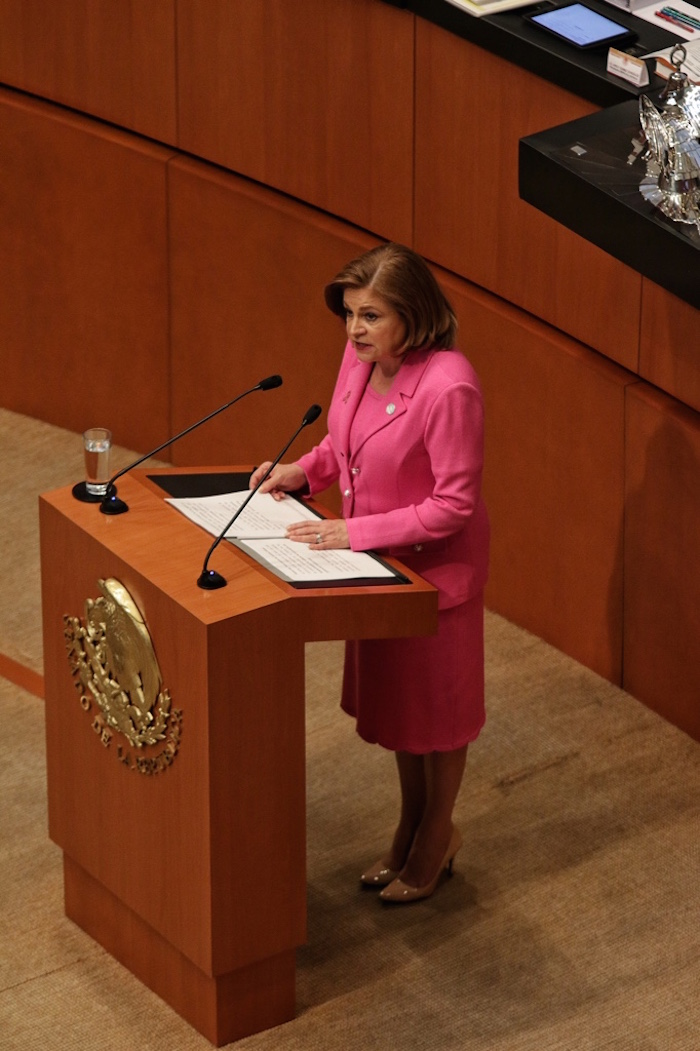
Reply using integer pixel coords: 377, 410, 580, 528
324, 243, 458, 351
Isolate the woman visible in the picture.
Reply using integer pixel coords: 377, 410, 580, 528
249, 243, 489, 903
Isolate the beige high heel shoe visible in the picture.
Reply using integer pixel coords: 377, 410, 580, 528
379, 827, 462, 904
360, 859, 400, 887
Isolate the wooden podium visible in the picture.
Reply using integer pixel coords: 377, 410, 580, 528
39, 468, 437, 1045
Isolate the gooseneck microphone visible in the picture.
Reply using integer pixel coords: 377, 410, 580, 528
94, 375, 283, 515
197, 403, 322, 590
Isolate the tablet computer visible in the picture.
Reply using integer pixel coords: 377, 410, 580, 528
524, 3, 636, 49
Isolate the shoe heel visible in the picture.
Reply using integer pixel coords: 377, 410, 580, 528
445, 827, 462, 876
379, 826, 463, 904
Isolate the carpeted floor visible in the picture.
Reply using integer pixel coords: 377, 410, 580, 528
2, 407, 700, 1050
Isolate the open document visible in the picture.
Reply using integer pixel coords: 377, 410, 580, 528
167, 489, 320, 540
166, 490, 403, 584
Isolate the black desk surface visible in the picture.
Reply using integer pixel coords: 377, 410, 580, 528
382, 0, 699, 308
519, 100, 700, 308
396, 0, 687, 106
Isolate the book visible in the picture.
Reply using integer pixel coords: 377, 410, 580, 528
644, 38, 700, 81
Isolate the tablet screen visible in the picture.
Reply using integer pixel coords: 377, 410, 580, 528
529, 3, 631, 47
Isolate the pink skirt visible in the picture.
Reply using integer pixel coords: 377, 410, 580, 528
341, 592, 485, 754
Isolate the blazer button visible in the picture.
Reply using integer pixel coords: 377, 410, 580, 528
351, 467, 360, 475
344, 489, 352, 498
413, 543, 423, 552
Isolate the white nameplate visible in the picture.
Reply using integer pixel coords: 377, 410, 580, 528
607, 47, 650, 86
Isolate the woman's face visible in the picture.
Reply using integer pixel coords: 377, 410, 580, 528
343, 287, 407, 370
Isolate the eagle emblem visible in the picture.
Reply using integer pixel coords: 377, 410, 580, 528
64, 579, 172, 749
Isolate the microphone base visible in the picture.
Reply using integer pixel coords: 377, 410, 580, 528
72, 482, 104, 503
100, 493, 129, 515
197, 569, 227, 590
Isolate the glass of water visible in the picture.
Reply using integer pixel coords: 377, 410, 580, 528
83, 427, 112, 497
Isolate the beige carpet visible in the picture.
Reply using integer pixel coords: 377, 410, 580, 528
2, 407, 700, 1050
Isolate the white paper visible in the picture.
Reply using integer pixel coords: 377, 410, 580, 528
166, 488, 399, 582
236, 538, 396, 582
166, 489, 320, 538
443, 0, 537, 17
635, 1, 700, 39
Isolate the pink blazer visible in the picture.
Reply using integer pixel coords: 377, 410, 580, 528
296, 342, 489, 609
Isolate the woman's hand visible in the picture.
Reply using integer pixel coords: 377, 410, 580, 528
249, 462, 307, 500
286, 518, 350, 549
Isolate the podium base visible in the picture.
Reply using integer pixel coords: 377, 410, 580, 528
63, 856, 296, 1046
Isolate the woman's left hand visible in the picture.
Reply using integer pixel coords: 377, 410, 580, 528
286, 518, 350, 549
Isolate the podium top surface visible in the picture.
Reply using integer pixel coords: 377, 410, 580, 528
40, 467, 437, 640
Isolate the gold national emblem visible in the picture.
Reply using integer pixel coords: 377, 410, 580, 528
64, 578, 182, 774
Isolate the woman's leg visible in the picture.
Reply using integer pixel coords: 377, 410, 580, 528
382, 751, 428, 871
398, 745, 468, 888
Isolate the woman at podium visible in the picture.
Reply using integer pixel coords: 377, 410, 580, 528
250, 243, 489, 904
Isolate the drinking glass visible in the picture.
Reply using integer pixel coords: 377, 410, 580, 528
83, 427, 112, 497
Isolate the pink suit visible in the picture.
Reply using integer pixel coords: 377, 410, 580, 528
296, 341, 489, 752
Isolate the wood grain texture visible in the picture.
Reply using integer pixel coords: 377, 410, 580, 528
40, 470, 436, 1039
64, 858, 296, 1045
639, 280, 700, 414
176, 0, 414, 242
414, 21, 641, 369
5, 0, 696, 750
167, 158, 377, 484
0, 0, 177, 140
440, 268, 637, 683
0, 89, 173, 449
623, 383, 700, 741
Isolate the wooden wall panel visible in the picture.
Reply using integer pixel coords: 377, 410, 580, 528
0, 89, 173, 450
3, 0, 695, 746
624, 383, 700, 741
440, 269, 637, 682
639, 281, 700, 415
176, 0, 414, 244
168, 157, 377, 482
0, 0, 176, 142
415, 22, 641, 371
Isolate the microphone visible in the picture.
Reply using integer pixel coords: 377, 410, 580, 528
91, 375, 283, 515
197, 403, 322, 590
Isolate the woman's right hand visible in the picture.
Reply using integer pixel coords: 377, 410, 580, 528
249, 461, 308, 500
